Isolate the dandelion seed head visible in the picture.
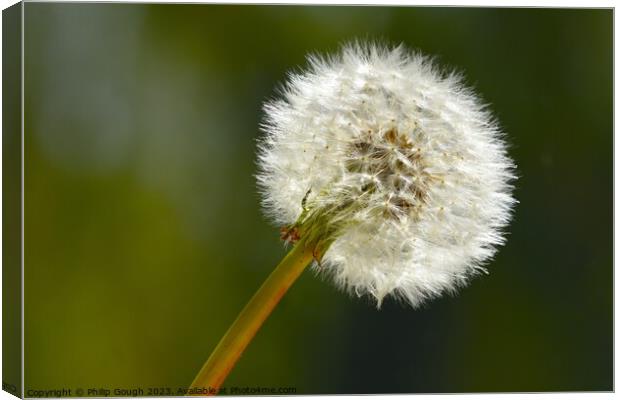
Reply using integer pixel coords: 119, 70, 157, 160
257, 42, 516, 308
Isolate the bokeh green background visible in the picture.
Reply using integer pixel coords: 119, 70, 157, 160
19, 4, 612, 394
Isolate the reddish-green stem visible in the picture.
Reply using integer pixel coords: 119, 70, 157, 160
188, 240, 315, 396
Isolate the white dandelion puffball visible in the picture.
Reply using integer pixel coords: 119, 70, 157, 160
257, 43, 516, 308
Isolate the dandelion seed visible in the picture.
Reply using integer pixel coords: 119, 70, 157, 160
257, 42, 516, 307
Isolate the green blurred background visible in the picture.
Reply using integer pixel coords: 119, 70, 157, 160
19, 4, 611, 394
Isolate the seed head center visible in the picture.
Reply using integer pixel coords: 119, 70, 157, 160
347, 127, 433, 219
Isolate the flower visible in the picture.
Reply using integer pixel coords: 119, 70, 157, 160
257, 42, 516, 308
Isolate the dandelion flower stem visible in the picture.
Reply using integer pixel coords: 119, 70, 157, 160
188, 239, 316, 395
